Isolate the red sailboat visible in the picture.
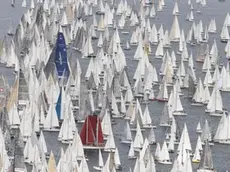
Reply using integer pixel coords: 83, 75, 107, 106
80, 115, 104, 149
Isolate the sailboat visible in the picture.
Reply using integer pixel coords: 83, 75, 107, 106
80, 115, 104, 149
158, 141, 172, 164
197, 140, 217, 172
93, 149, 104, 170
205, 83, 223, 116
196, 121, 202, 133
55, 31, 69, 81
120, 121, 132, 144
7, 22, 14, 36
43, 103, 60, 131
214, 112, 230, 144
11, 0, 15, 7
128, 141, 136, 159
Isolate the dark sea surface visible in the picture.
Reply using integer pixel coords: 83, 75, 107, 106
1, 0, 230, 171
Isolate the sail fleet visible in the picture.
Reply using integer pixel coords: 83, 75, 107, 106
0, 0, 230, 171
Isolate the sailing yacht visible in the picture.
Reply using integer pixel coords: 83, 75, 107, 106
80, 115, 104, 149
197, 140, 217, 172
120, 121, 132, 144
205, 84, 224, 116
7, 22, 14, 36
214, 112, 230, 144
11, 0, 15, 7
93, 149, 104, 171
158, 141, 172, 164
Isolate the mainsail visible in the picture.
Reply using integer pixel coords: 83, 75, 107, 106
55, 32, 69, 81
80, 115, 104, 146
198, 140, 215, 170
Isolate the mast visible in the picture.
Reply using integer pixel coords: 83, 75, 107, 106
96, 113, 99, 146
86, 116, 89, 145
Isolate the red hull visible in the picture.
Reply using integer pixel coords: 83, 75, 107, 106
155, 98, 168, 102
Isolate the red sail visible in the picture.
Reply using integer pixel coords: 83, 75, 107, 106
80, 115, 104, 146
80, 116, 95, 145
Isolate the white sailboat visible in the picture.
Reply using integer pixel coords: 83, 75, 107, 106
158, 141, 172, 164
8, 103, 20, 128
214, 112, 230, 144
196, 121, 202, 133
128, 141, 136, 159
148, 127, 156, 144
121, 121, 132, 144
206, 83, 223, 116
43, 103, 60, 131
169, 16, 180, 42
93, 149, 104, 170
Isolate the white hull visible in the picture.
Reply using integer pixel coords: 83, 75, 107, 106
128, 156, 137, 159
130, 43, 138, 46
220, 88, 230, 92
121, 31, 129, 34
93, 166, 102, 171
104, 149, 115, 152
158, 160, 172, 165
214, 140, 230, 144
202, 142, 214, 146
15, 168, 27, 172
155, 56, 163, 59
120, 140, 131, 144
112, 115, 125, 119
159, 123, 171, 127
143, 125, 157, 129
191, 102, 204, 106
209, 112, 223, 117
196, 130, 202, 134
173, 111, 187, 116
83, 145, 105, 150
77, 120, 85, 124
97, 28, 105, 32
197, 169, 217, 172
43, 128, 60, 131
150, 42, 158, 45
10, 125, 19, 129
61, 140, 73, 144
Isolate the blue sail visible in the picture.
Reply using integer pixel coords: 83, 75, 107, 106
55, 32, 69, 79
56, 88, 62, 120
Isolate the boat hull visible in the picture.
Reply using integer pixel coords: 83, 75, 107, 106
93, 166, 102, 171
128, 156, 137, 159
192, 159, 200, 163
173, 111, 187, 116
143, 125, 157, 129
159, 123, 171, 127
120, 140, 132, 144
155, 98, 168, 102
191, 102, 204, 106
158, 160, 172, 165
214, 140, 230, 144
43, 128, 60, 132
197, 169, 217, 172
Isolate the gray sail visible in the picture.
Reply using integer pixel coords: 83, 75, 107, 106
187, 67, 196, 98
201, 120, 212, 142
112, 72, 121, 99
198, 140, 214, 170
73, 27, 86, 51
159, 103, 171, 126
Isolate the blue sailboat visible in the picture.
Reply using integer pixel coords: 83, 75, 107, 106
55, 32, 69, 81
